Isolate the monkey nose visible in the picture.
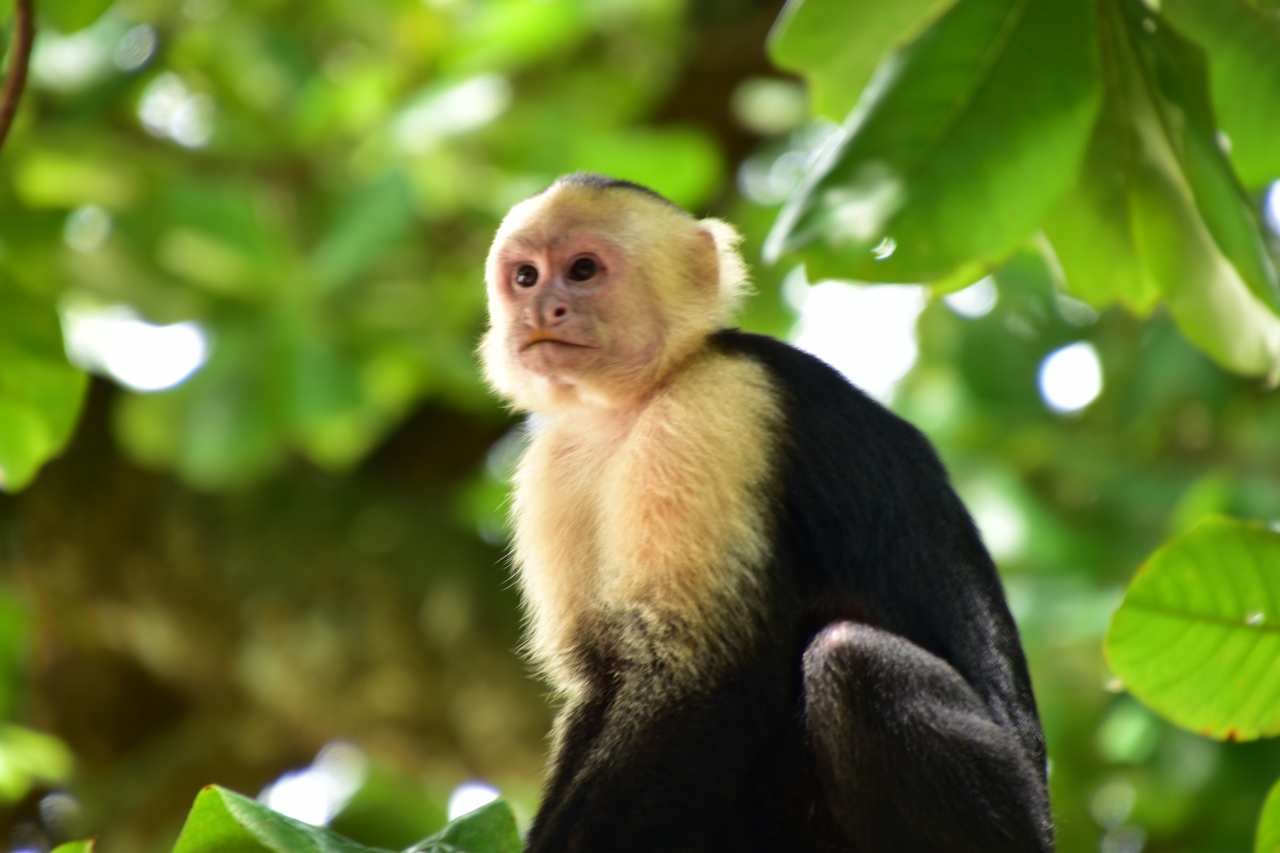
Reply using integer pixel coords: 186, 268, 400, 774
536, 302, 569, 327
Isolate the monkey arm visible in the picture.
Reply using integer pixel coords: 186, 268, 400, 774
803, 620, 1053, 852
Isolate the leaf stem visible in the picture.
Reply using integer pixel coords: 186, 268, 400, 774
0, 0, 35, 153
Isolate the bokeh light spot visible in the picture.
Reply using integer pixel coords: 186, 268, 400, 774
1265, 180, 1280, 236
1038, 342, 1102, 414
396, 76, 512, 154
63, 205, 112, 253
788, 276, 925, 403
447, 781, 500, 821
965, 483, 1028, 562
31, 24, 115, 92
943, 277, 997, 318
259, 742, 368, 827
114, 25, 158, 72
1090, 780, 1136, 828
1101, 824, 1146, 853
139, 73, 215, 148
730, 77, 807, 137
61, 300, 210, 392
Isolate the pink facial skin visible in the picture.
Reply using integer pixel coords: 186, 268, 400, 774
490, 224, 666, 406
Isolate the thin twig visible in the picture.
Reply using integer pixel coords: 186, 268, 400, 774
0, 0, 34, 152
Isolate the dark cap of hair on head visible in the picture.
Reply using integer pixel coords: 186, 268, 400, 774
545, 172, 682, 210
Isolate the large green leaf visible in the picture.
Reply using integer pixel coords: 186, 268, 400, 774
766, 0, 1100, 288
1161, 0, 1280, 188
0, 286, 88, 492
1039, 38, 1161, 315
1043, 0, 1280, 377
1105, 516, 1280, 741
171, 786, 520, 853
767, 0, 957, 120
1261, 777, 1280, 853
1138, 0, 1280, 317
172, 786, 384, 853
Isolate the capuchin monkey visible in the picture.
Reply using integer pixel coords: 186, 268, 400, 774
479, 173, 1053, 853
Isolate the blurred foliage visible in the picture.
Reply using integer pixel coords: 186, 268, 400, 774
0, 287, 86, 491
769, 0, 1280, 378
0, 0, 1277, 851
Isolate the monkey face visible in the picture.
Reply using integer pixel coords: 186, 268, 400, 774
480, 179, 747, 413
493, 228, 662, 385
482, 192, 669, 411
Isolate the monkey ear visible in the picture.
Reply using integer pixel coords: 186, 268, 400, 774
696, 218, 751, 319
693, 228, 720, 292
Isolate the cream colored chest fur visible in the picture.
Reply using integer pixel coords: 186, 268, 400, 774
510, 349, 784, 691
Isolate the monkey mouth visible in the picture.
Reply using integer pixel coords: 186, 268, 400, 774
520, 337, 595, 352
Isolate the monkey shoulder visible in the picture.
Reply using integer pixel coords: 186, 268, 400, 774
709, 330, 1010, 654
710, 331, 1043, 754
707, 328, 952, 509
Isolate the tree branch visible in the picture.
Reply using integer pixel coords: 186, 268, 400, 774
0, 0, 34, 153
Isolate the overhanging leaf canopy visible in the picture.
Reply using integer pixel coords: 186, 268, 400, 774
769, 0, 1280, 378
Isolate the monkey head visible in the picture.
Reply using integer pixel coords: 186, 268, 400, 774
480, 175, 749, 412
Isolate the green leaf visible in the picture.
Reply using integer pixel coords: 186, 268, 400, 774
171, 787, 519, 853
767, 0, 957, 120
1161, 0, 1280, 188
404, 801, 521, 853
766, 0, 1100, 287
1138, 1, 1280, 316
1105, 516, 1280, 741
172, 786, 392, 853
0, 285, 89, 492
40, 0, 114, 33
1040, 105, 1161, 313
1043, 0, 1280, 376
1260, 777, 1280, 853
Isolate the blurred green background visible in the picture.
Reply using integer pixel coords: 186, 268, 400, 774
1, 0, 1279, 850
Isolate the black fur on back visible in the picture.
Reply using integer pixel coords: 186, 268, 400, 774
711, 328, 1045, 771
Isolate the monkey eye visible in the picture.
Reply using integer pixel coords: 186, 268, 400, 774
567, 257, 598, 282
514, 265, 539, 288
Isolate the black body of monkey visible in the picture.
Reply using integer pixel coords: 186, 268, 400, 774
524, 330, 1053, 853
